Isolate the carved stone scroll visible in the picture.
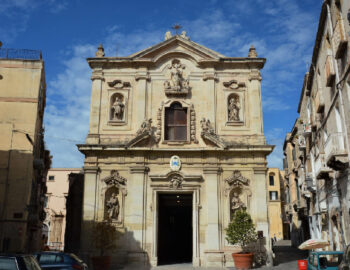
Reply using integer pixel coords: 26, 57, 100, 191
200, 118, 226, 148
108, 80, 131, 89
223, 80, 246, 89
125, 118, 154, 148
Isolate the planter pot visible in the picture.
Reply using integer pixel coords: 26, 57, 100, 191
91, 255, 111, 270
232, 252, 254, 270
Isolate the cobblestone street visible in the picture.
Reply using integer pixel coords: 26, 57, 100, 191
120, 240, 308, 270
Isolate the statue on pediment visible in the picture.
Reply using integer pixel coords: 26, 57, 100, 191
164, 59, 190, 95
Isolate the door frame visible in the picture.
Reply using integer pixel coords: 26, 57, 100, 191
151, 188, 200, 266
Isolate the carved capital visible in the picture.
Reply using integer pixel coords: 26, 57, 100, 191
135, 72, 151, 81
248, 70, 262, 81
203, 72, 219, 82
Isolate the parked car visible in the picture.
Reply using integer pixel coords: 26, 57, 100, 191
339, 244, 350, 270
35, 252, 87, 270
0, 254, 42, 270
307, 251, 344, 270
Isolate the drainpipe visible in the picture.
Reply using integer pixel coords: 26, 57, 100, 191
326, 3, 349, 250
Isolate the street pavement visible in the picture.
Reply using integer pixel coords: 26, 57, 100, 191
120, 240, 308, 269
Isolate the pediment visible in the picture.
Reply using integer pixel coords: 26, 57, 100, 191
129, 36, 224, 63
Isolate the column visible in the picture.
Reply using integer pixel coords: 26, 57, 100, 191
248, 70, 263, 134
127, 166, 148, 265
80, 166, 99, 254
203, 167, 223, 267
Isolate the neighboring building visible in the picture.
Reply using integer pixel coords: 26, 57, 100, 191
267, 168, 286, 241
77, 32, 274, 268
283, 121, 311, 247
284, 0, 350, 251
64, 172, 84, 254
0, 45, 50, 252
43, 168, 81, 250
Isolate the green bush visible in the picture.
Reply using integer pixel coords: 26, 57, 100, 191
92, 221, 118, 256
225, 210, 258, 250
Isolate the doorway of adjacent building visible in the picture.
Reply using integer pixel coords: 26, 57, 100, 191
158, 193, 192, 265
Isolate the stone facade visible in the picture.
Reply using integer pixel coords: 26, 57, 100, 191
0, 47, 50, 252
283, 0, 350, 251
78, 33, 273, 267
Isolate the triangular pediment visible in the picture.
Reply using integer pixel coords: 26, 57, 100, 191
129, 35, 225, 62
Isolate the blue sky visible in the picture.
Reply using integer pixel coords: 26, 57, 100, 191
1, 0, 322, 169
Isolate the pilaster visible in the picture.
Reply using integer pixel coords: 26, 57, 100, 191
126, 166, 149, 265
203, 167, 223, 267
134, 71, 150, 129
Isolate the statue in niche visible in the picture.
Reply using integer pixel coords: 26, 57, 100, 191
230, 191, 246, 219
111, 96, 125, 120
164, 59, 190, 93
228, 95, 240, 121
106, 192, 120, 220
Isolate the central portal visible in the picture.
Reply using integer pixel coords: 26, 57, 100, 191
158, 193, 193, 265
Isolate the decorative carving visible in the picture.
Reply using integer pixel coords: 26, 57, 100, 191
164, 59, 190, 95
108, 80, 131, 89
180, 31, 189, 40
106, 192, 120, 220
225, 170, 251, 218
223, 80, 246, 89
102, 170, 127, 223
231, 191, 246, 212
228, 94, 241, 122
165, 31, 172, 40
170, 155, 181, 171
169, 175, 183, 189
190, 104, 198, 143
225, 170, 250, 187
156, 102, 164, 142
102, 170, 127, 187
125, 118, 154, 148
248, 45, 258, 58
111, 96, 125, 120
96, 44, 105, 57
136, 118, 152, 136
200, 118, 227, 148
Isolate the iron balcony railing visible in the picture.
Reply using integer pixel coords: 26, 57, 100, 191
0, 48, 42, 60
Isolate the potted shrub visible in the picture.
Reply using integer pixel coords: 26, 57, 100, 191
91, 221, 118, 270
225, 209, 258, 270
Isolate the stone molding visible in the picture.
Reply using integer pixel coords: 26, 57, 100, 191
135, 72, 151, 81
253, 167, 267, 174
130, 166, 149, 174
83, 166, 100, 173
202, 72, 219, 82
203, 167, 222, 174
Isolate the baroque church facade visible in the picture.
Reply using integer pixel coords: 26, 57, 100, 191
78, 32, 274, 267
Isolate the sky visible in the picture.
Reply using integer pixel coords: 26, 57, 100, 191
1, 0, 322, 169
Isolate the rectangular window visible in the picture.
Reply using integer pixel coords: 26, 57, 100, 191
48, 175, 55, 181
292, 148, 296, 161
269, 175, 275, 186
269, 191, 278, 201
165, 103, 187, 141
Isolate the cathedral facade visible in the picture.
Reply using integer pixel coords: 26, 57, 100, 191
78, 32, 273, 267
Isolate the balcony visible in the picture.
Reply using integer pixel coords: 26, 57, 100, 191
0, 48, 42, 60
315, 90, 325, 113
314, 154, 332, 179
305, 175, 316, 193
325, 55, 335, 87
303, 123, 312, 136
332, 19, 347, 58
324, 132, 348, 170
